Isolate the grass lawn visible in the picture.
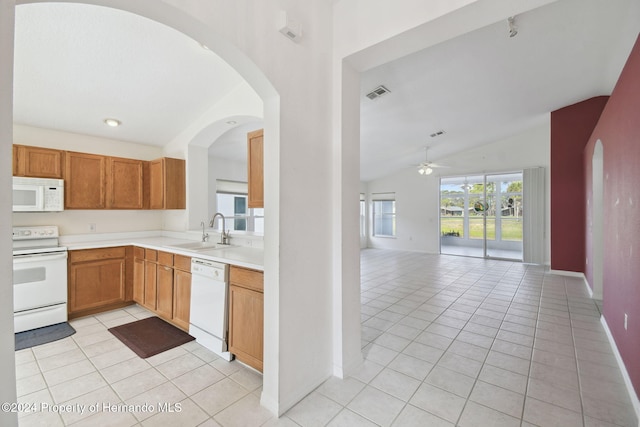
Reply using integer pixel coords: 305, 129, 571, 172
440, 217, 522, 241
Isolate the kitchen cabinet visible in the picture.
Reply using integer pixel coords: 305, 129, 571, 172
142, 249, 158, 311
13, 145, 65, 179
149, 157, 186, 209
156, 251, 174, 319
68, 246, 132, 318
107, 156, 147, 209
172, 255, 192, 331
247, 129, 264, 208
14, 144, 184, 211
228, 265, 263, 372
132, 247, 145, 303
64, 151, 107, 209
132, 247, 191, 331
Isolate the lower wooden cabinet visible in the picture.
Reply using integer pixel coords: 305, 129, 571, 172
68, 247, 132, 318
156, 263, 174, 320
132, 247, 191, 331
228, 266, 264, 372
142, 249, 158, 311
172, 268, 192, 331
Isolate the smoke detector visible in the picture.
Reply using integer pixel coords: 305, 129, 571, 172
366, 85, 391, 100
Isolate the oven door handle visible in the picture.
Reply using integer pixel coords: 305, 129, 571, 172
13, 252, 68, 263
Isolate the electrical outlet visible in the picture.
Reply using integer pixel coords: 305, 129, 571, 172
89, 223, 96, 233
624, 313, 628, 331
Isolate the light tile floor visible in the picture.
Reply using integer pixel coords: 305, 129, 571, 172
15, 249, 639, 426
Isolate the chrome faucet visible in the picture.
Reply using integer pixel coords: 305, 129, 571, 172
200, 221, 209, 242
209, 212, 230, 244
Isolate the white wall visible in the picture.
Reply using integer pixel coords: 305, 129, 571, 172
366, 122, 551, 263
0, 1, 17, 426
1, 0, 562, 419
12, 124, 165, 235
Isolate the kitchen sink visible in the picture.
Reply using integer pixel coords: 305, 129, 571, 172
165, 241, 232, 251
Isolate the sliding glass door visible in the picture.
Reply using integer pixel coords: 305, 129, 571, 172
440, 172, 523, 261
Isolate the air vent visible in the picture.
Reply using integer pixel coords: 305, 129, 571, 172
430, 130, 446, 138
366, 85, 391, 100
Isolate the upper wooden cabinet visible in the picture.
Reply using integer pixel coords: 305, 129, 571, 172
247, 129, 264, 208
107, 157, 147, 209
149, 157, 186, 209
13, 144, 185, 211
13, 145, 64, 179
64, 151, 107, 209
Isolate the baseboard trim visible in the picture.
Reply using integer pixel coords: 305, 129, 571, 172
549, 269, 585, 278
600, 316, 640, 426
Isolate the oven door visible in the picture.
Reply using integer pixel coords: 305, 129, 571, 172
13, 251, 68, 313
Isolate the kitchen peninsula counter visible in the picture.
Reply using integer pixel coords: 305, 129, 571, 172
60, 231, 264, 271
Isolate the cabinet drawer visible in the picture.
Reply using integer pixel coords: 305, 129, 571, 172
133, 246, 145, 259
145, 249, 158, 262
158, 251, 174, 266
174, 254, 191, 271
69, 246, 127, 263
229, 266, 263, 292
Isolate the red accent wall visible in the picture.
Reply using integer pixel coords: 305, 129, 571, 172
550, 97, 608, 272
585, 35, 640, 396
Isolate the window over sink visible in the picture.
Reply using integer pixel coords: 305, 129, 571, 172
216, 180, 264, 233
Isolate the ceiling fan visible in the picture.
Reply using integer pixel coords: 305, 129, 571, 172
417, 146, 448, 175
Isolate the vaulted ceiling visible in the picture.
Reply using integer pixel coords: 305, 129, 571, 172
12, 1, 640, 181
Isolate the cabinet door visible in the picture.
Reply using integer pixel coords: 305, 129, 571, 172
107, 157, 145, 209
228, 284, 264, 372
65, 151, 107, 209
247, 129, 264, 208
156, 264, 174, 319
149, 158, 186, 209
143, 260, 157, 310
69, 258, 126, 314
13, 145, 19, 176
14, 145, 64, 179
149, 158, 164, 209
173, 269, 191, 331
133, 256, 145, 304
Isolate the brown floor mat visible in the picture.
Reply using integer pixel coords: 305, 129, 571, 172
108, 316, 194, 358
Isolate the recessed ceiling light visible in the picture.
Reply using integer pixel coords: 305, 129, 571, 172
226, 120, 237, 125
104, 118, 121, 127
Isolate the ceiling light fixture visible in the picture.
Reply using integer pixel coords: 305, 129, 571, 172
418, 165, 433, 175
226, 120, 237, 125
508, 16, 518, 38
103, 118, 121, 127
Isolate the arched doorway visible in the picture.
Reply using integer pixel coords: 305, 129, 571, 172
592, 140, 604, 301
9, 0, 282, 415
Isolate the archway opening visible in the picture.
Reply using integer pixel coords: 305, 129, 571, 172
592, 139, 604, 301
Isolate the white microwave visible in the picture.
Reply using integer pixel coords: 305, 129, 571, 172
13, 177, 64, 212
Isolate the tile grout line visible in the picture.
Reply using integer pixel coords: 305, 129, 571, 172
519, 266, 545, 427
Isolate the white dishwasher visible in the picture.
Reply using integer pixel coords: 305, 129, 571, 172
189, 258, 233, 361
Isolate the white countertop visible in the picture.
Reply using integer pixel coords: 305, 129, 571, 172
60, 231, 264, 271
